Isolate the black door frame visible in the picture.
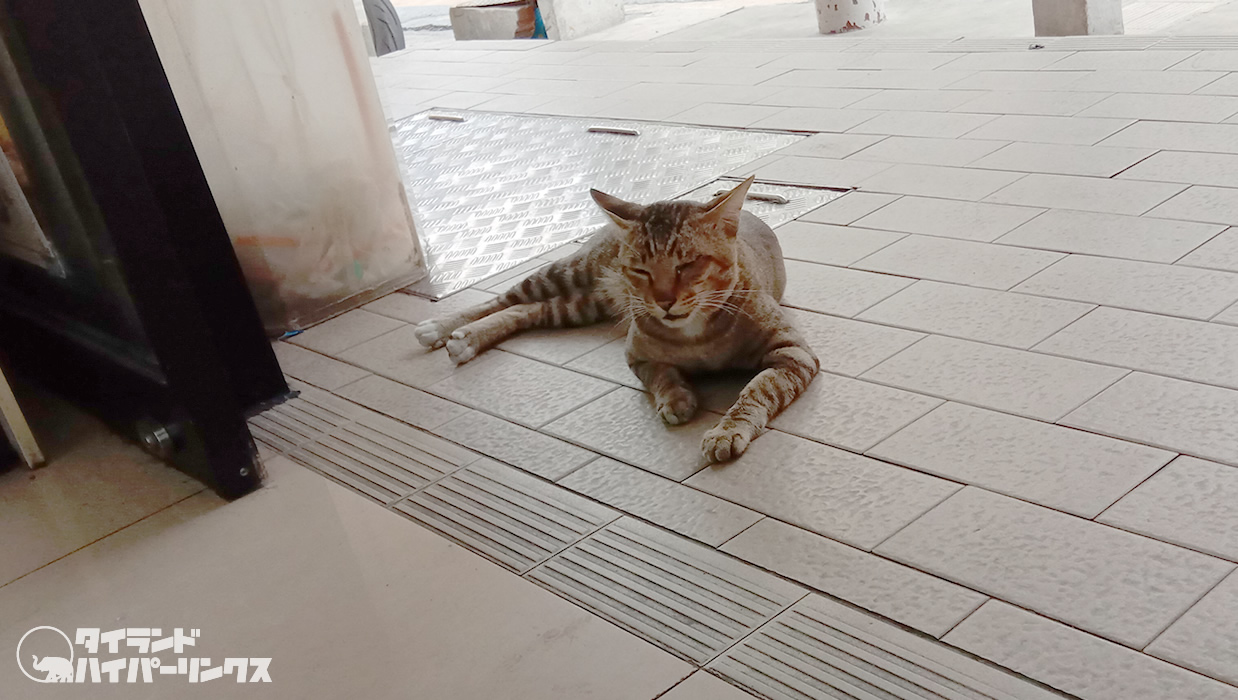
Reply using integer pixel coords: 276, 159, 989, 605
0, 0, 288, 498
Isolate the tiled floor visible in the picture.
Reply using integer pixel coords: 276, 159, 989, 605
355, 33, 1238, 700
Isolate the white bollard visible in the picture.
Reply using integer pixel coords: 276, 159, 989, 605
1033, 0, 1124, 35
815, 0, 886, 34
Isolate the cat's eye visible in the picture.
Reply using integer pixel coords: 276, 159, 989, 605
675, 257, 707, 277
628, 267, 652, 279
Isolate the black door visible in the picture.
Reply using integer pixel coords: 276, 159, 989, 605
0, 0, 288, 498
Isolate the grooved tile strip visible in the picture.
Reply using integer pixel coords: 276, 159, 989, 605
711, 596, 1063, 700
527, 517, 805, 664
394, 460, 617, 573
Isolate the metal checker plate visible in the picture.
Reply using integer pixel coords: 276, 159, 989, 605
392, 109, 804, 298
677, 179, 847, 231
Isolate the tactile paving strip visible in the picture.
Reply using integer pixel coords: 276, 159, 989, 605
248, 381, 359, 455
391, 109, 804, 298
395, 459, 618, 573
527, 517, 806, 664
711, 595, 1063, 700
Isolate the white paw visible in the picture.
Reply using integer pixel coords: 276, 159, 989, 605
701, 418, 756, 463
445, 330, 478, 365
414, 320, 448, 348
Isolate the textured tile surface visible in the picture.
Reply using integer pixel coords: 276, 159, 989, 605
712, 595, 1061, 700
845, 135, 1007, 167
955, 89, 1112, 117
499, 324, 624, 365
433, 410, 596, 480
798, 191, 899, 225
853, 235, 1063, 290
288, 309, 404, 356
985, 173, 1184, 216
781, 260, 914, 316
858, 280, 1093, 348
545, 387, 712, 481
1079, 93, 1238, 123
862, 334, 1126, 421
870, 402, 1173, 517
395, 459, 617, 573
1064, 372, 1238, 466
1015, 255, 1238, 320
1120, 151, 1238, 189
878, 487, 1234, 647
774, 220, 904, 266
1100, 456, 1238, 561
339, 324, 463, 389
686, 431, 959, 550
1147, 186, 1238, 226
946, 601, 1238, 700
783, 307, 923, 376
969, 142, 1155, 177
749, 155, 892, 187
559, 458, 761, 546
428, 351, 615, 428
1180, 227, 1238, 273
998, 209, 1226, 263
858, 164, 1025, 200
964, 114, 1133, 145
851, 196, 1043, 242
661, 672, 759, 700
772, 131, 885, 159
721, 519, 986, 637
563, 338, 643, 389
527, 518, 805, 663
848, 110, 996, 138
364, 288, 496, 324
272, 342, 370, 390
1147, 572, 1238, 686
1036, 306, 1238, 389
335, 374, 471, 430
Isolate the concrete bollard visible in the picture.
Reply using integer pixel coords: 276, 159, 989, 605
1033, 0, 1124, 35
815, 0, 886, 34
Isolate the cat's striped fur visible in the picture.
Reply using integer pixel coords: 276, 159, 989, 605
415, 176, 819, 462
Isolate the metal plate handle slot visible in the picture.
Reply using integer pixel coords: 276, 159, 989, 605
587, 126, 640, 136
714, 190, 790, 205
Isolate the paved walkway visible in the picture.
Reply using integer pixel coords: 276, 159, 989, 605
287, 36, 1238, 699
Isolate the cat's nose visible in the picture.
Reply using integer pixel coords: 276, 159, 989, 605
656, 299, 676, 312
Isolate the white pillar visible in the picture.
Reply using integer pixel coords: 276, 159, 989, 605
815, 0, 886, 34
1033, 0, 1124, 36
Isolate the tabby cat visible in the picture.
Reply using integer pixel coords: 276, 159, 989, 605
414, 176, 819, 462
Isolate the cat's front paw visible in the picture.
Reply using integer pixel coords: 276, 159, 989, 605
414, 320, 449, 349
701, 418, 757, 463
656, 388, 698, 426
445, 328, 480, 365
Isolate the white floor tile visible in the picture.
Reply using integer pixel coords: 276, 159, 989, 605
861, 334, 1127, 421
847, 89, 982, 112
775, 220, 904, 266
985, 173, 1184, 215
878, 487, 1233, 647
747, 107, 881, 132
363, 289, 496, 324
563, 338, 643, 389
544, 387, 711, 481
499, 325, 623, 365
848, 110, 997, 139
432, 411, 595, 480
1047, 50, 1198, 71
336, 374, 471, 430
670, 102, 786, 127
1147, 186, 1238, 226
799, 191, 900, 225
859, 280, 1093, 348
945, 601, 1238, 700
784, 307, 924, 376
949, 71, 1088, 92
1172, 51, 1238, 72
851, 196, 1043, 242
1079, 93, 1238, 123
771, 132, 886, 159
870, 402, 1172, 518
998, 209, 1225, 263
970, 142, 1155, 177
1147, 571, 1238, 686
1101, 456, 1238, 562
753, 86, 881, 109
272, 343, 371, 390
1121, 151, 1238, 189
947, 52, 1076, 72
964, 114, 1135, 145
661, 672, 760, 700
289, 309, 404, 356
1063, 372, 1238, 466
953, 90, 1112, 117
1069, 70, 1226, 94
339, 325, 463, 389
846, 136, 1009, 167
428, 351, 615, 429
1014, 254, 1238, 319
559, 458, 761, 546
858, 164, 1026, 200
853, 235, 1063, 290
721, 519, 986, 637
686, 431, 959, 550
1180, 227, 1238, 272
750, 155, 894, 188
1099, 120, 1238, 154
1036, 306, 1238, 389
782, 260, 914, 316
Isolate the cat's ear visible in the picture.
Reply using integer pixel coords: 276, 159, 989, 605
702, 176, 754, 237
591, 189, 642, 228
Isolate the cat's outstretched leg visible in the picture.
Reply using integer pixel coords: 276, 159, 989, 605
629, 360, 699, 426
445, 295, 607, 365
702, 318, 818, 463
416, 252, 597, 349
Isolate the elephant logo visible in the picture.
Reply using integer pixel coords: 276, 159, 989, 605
16, 626, 75, 683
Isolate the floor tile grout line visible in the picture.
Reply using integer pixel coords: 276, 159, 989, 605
866, 483, 969, 554
1142, 568, 1238, 658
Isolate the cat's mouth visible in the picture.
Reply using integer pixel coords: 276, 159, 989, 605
663, 311, 689, 321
